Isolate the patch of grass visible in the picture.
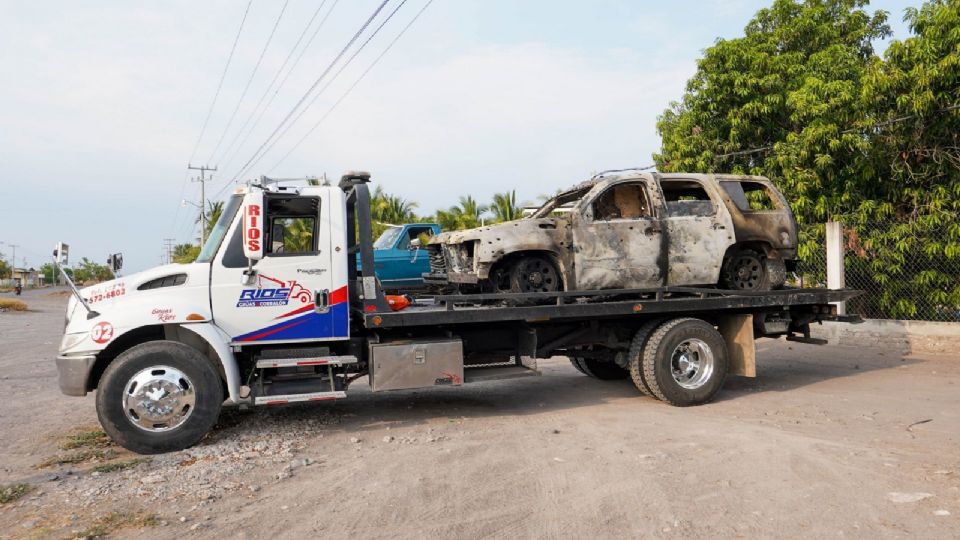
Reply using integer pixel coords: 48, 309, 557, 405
39, 449, 117, 468
91, 458, 151, 474
61, 429, 112, 450
0, 298, 27, 311
71, 511, 159, 539
0, 483, 33, 504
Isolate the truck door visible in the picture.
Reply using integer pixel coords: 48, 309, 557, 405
571, 180, 665, 289
209, 191, 349, 344
378, 224, 436, 289
657, 178, 734, 285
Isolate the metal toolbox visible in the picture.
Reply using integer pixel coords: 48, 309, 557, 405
369, 338, 463, 392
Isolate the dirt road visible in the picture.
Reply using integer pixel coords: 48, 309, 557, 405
1, 288, 958, 538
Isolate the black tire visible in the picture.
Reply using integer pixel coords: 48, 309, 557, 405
641, 318, 728, 406
508, 255, 562, 294
572, 348, 629, 380
626, 319, 665, 397
96, 341, 224, 454
720, 249, 769, 290
568, 357, 588, 374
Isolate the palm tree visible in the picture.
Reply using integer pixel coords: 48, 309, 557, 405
285, 218, 315, 252
491, 191, 522, 223
195, 200, 224, 238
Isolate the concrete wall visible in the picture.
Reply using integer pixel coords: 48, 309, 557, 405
811, 319, 960, 356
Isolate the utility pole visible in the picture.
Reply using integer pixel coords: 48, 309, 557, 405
6, 244, 18, 270
188, 164, 217, 246
163, 238, 176, 265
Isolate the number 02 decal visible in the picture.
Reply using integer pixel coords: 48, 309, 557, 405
91, 322, 115, 344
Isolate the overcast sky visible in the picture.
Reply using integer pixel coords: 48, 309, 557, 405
0, 0, 912, 272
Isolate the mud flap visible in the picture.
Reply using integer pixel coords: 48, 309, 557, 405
718, 314, 756, 377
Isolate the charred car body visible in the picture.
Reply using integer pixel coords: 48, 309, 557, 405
426, 171, 798, 293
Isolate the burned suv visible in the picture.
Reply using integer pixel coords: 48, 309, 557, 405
425, 172, 797, 293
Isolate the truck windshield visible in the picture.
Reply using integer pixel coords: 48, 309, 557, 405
196, 195, 243, 263
373, 226, 402, 249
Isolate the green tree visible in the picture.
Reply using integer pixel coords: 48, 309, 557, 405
434, 195, 489, 230
655, 0, 960, 319
368, 186, 419, 239
490, 190, 522, 223
285, 218, 315, 252
202, 201, 224, 238
73, 257, 114, 283
656, 0, 890, 225
41, 263, 57, 284
0, 258, 10, 279
172, 244, 201, 264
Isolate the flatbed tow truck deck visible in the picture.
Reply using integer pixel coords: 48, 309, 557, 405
363, 287, 861, 328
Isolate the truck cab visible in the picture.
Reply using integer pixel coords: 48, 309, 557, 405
369, 223, 440, 290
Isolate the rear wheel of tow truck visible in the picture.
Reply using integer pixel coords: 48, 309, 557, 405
569, 347, 628, 380
96, 341, 224, 455
640, 318, 728, 406
626, 319, 665, 397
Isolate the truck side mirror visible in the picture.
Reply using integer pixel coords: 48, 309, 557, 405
241, 192, 265, 261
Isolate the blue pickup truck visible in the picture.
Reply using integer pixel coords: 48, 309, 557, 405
369, 223, 441, 290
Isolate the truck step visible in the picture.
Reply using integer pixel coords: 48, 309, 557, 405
463, 365, 540, 384
256, 355, 357, 369
254, 391, 346, 406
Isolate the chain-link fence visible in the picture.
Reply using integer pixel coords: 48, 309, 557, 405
791, 220, 960, 322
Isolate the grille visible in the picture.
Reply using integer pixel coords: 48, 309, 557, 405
428, 245, 447, 274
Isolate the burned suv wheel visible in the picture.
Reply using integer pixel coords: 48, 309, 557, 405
720, 249, 769, 290
508, 255, 562, 294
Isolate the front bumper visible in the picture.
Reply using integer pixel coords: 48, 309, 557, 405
55, 354, 97, 396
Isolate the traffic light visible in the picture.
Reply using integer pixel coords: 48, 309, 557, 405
107, 253, 123, 273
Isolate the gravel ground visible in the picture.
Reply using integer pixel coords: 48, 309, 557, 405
1, 287, 958, 539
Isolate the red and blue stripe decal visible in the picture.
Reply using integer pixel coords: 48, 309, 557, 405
232, 286, 349, 342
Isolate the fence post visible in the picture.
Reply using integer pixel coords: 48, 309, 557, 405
825, 220, 846, 315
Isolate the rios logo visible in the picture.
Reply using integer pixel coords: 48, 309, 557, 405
236, 274, 312, 308
237, 288, 291, 307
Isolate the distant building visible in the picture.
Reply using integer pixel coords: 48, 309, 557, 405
12, 268, 43, 288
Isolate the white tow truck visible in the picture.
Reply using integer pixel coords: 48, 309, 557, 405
55, 172, 860, 454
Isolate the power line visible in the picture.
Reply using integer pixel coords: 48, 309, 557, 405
171, 0, 253, 242
712, 103, 960, 161
206, 0, 291, 164
225, 0, 392, 187
265, 0, 414, 172
215, 0, 335, 171
269, 0, 435, 173
186, 0, 254, 166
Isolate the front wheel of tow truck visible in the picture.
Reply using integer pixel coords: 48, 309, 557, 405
96, 341, 224, 454
637, 318, 728, 406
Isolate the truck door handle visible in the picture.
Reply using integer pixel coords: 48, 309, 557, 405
315, 289, 330, 313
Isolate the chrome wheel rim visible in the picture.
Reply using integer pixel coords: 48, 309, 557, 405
670, 339, 715, 389
122, 366, 196, 432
